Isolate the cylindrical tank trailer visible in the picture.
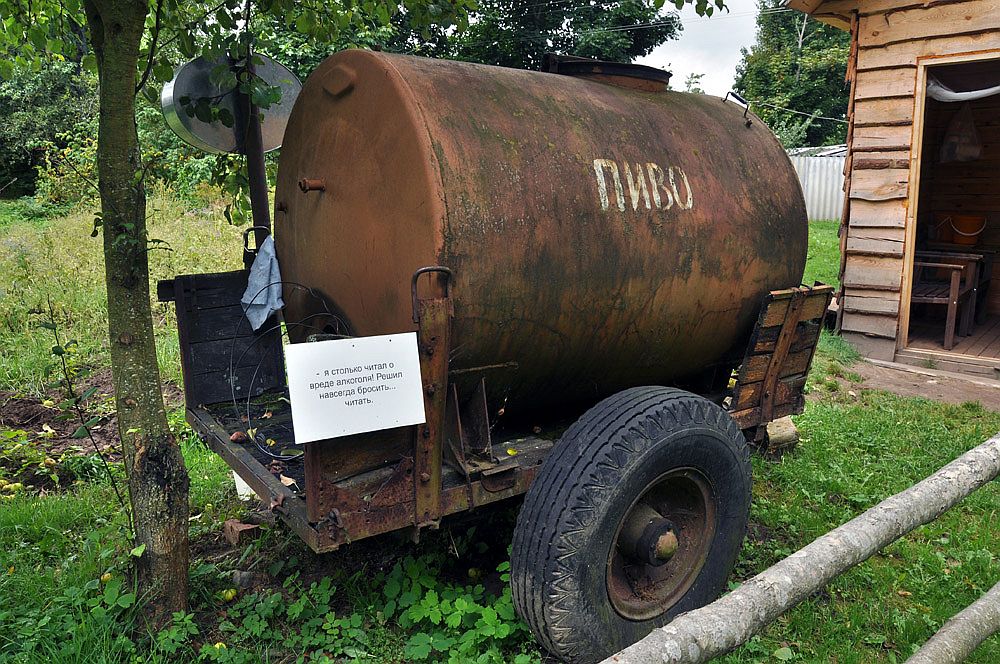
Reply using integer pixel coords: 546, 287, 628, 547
275, 50, 808, 417
163, 49, 829, 664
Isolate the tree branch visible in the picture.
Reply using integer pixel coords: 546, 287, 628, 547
134, 0, 164, 94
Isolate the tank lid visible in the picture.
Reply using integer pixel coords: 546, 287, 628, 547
542, 54, 673, 92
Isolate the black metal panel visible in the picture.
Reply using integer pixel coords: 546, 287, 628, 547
167, 271, 285, 408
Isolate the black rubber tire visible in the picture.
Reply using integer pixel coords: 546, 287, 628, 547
510, 387, 751, 663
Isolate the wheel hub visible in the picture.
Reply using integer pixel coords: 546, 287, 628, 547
606, 468, 717, 621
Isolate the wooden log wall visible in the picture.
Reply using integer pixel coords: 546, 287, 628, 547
808, 0, 1000, 357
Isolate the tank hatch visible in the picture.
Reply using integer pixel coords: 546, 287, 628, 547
542, 53, 673, 92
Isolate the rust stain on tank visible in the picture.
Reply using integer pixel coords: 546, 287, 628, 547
275, 50, 808, 417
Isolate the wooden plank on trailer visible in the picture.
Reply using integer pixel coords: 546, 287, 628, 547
762, 299, 791, 328
739, 347, 815, 385
753, 321, 823, 355
734, 381, 762, 411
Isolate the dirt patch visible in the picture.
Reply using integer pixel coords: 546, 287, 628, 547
847, 360, 1000, 411
1, 369, 122, 457
0, 369, 185, 462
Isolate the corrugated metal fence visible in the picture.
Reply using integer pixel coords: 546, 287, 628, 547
789, 155, 846, 221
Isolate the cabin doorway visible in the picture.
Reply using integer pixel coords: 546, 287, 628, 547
899, 53, 1000, 376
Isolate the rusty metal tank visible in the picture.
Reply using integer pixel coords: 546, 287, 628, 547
274, 50, 807, 416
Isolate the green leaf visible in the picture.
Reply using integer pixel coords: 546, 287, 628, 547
79, 386, 98, 403
295, 11, 316, 35
130, 543, 147, 558
28, 27, 46, 50
404, 632, 433, 660
71, 426, 89, 439
82, 53, 98, 73
384, 576, 401, 599
194, 101, 213, 124
178, 30, 197, 58
153, 61, 174, 83
774, 646, 794, 661
51, 345, 64, 356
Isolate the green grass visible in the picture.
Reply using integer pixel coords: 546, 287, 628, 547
2, 202, 999, 662
803, 219, 841, 288
720, 394, 1000, 663
0, 190, 241, 395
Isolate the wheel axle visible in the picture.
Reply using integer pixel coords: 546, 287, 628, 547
618, 502, 678, 566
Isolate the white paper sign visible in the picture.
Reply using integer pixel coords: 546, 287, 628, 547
285, 332, 426, 442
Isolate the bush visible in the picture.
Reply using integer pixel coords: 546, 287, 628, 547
34, 116, 99, 205
0, 62, 97, 198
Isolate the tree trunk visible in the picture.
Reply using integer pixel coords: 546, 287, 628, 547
906, 580, 1000, 664
602, 433, 1000, 664
83, 0, 190, 621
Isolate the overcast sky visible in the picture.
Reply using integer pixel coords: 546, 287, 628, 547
636, 0, 765, 97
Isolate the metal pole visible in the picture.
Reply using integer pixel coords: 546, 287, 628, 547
243, 54, 271, 251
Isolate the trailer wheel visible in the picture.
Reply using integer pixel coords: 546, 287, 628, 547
510, 387, 751, 664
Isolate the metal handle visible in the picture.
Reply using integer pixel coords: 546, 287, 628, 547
411, 266, 453, 323
724, 91, 749, 107
243, 226, 271, 251
723, 91, 753, 126
242, 226, 271, 269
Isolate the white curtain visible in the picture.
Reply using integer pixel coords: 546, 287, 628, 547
928, 75, 1000, 103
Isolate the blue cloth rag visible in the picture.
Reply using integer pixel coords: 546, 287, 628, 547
241, 235, 284, 331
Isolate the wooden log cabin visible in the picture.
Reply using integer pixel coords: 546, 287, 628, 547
787, 0, 1000, 377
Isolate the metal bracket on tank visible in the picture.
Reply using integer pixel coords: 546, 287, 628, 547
412, 266, 454, 529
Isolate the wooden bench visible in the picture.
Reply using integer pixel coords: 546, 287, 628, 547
925, 244, 995, 325
910, 257, 976, 350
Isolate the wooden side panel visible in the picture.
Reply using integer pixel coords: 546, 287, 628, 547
843, 288, 902, 316
854, 97, 915, 126
850, 168, 910, 202
850, 199, 908, 228
843, 255, 903, 291
859, 3, 1000, 48
842, 310, 899, 338
854, 67, 917, 100
846, 226, 906, 257
729, 286, 833, 431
